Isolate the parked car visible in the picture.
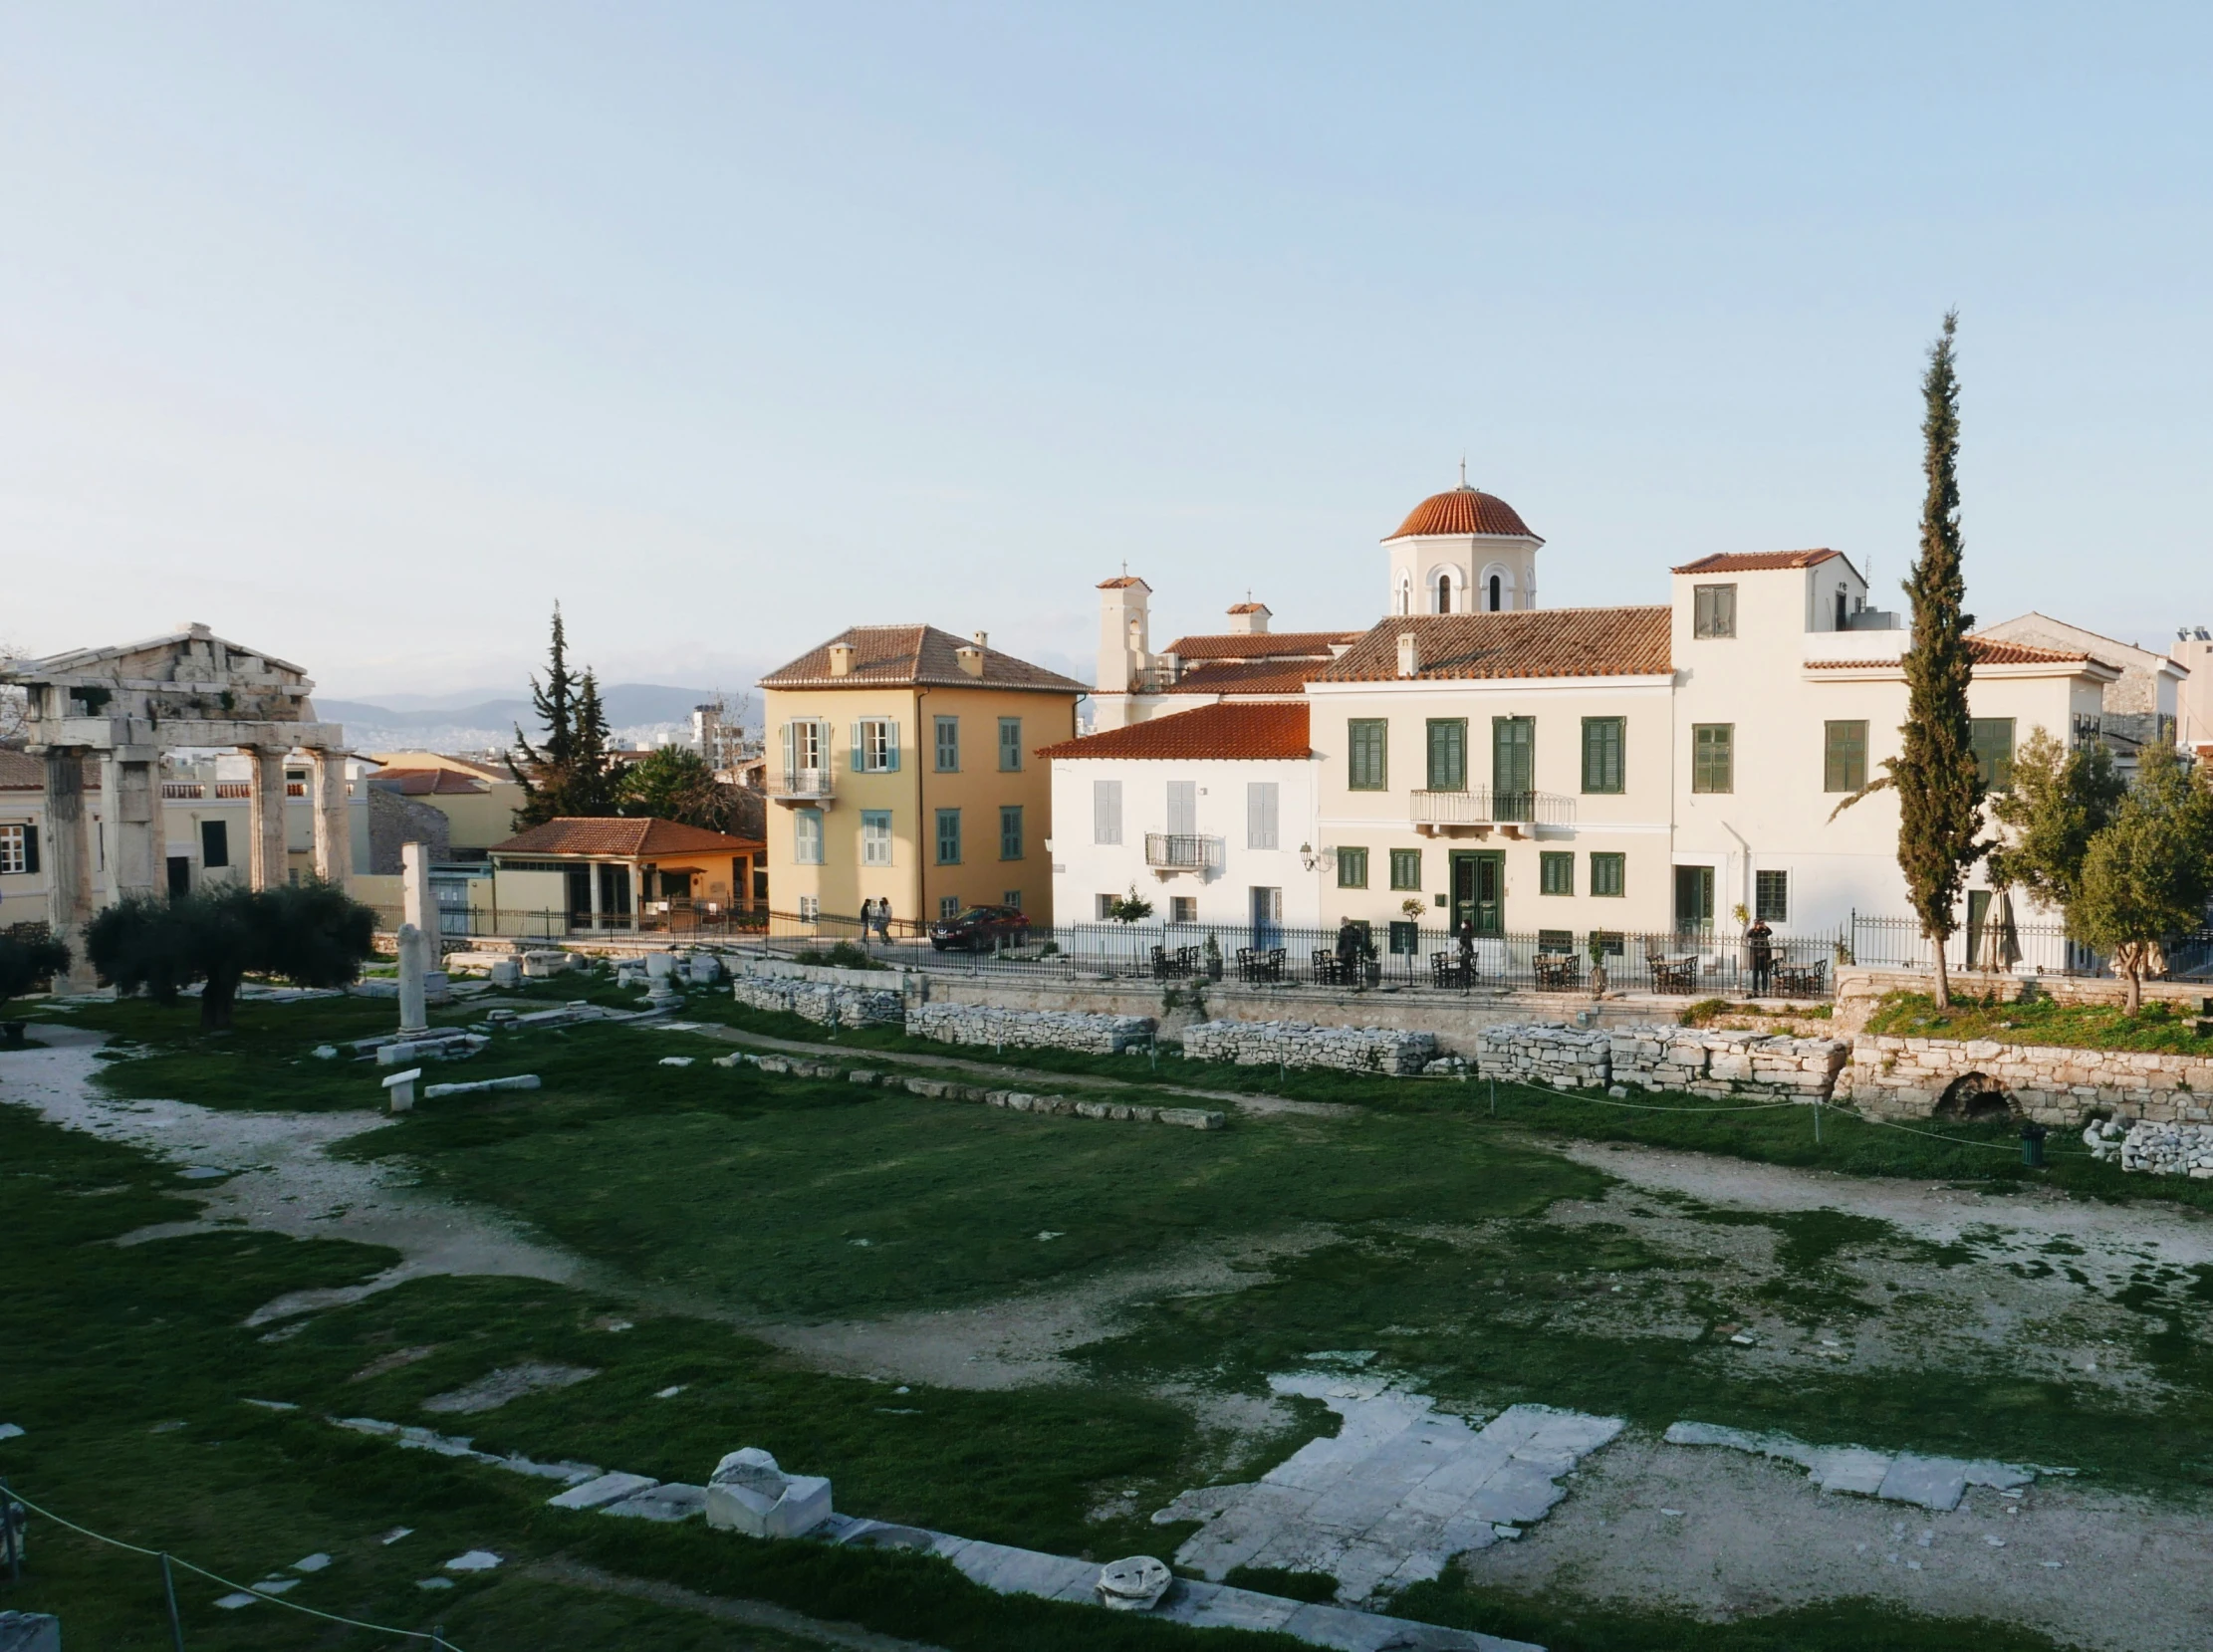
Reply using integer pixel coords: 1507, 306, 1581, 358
929, 904, 1031, 951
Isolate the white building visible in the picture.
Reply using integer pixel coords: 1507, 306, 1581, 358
1049, 480, 2183, 970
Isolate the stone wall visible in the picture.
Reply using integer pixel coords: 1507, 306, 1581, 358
905, 1002, 1156, 1056
1182, 1019, 1439, 1074
1839, 1035, 2213, 1127
729, 975, 905, 1030
1472, 1023, 1848, 1098
1476, 1024, 1610, 1088
2087, 1118, 2213, 1178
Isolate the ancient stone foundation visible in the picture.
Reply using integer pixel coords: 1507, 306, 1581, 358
730, 975, 904, 1030
905, 1002, 1156, 1055
2087, 1118, 2213, 1178
1473, 1023, 1847, 1099
1838, 1036, 2213, 1126
1181, 1019, 1439, 1074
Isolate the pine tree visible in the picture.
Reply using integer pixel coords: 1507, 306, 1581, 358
510, 607, 617, 826
572, 669, 618, 816
1891, 312, 1987, 1007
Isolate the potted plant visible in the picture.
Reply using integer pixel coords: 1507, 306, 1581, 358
1588, 930, 1609, 998
1203, 931, 1223, 981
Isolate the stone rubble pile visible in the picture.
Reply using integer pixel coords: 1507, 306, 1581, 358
1182, 1019, 1439, 1074
2090, 1118, 2213, 1178
906, 1002, 1156, 1055
730, 975, 904, 1029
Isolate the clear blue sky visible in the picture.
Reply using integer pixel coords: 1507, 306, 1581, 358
6, 3, 2209, 701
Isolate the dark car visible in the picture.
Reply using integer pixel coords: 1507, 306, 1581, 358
929, 904, 1031, 951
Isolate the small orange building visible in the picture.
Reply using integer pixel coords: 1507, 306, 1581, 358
487, 817, 765, 933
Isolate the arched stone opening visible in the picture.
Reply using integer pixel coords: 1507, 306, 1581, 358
1934, 1071, 2016, 1122
1488, 573, 1503, 611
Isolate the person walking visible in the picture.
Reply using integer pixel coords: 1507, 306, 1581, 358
1745, 914, 1775, 997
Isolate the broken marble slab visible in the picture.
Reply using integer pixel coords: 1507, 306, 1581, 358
1155, 1373, 1622, 1603
601, 1482, 707, 1522
1662, 1421, 2036, 1512
419, 1362, 597, 1415
421, 1074, 542, 1099
703, 1447, 834, 1537
548, 1472, 658, 1511
328, 1415, 597, 1484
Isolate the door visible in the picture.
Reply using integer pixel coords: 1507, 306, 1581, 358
1450, 850, 1505, 937
1673, 865, 1714, 934
566, 866, 593, 928
1249, 885, 1283, 948
166, 856, 191, 897
1166, 780, 1196, 837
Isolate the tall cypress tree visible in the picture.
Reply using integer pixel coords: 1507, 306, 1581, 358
510, 605, 615, 826
1892, 312, 1987, 1007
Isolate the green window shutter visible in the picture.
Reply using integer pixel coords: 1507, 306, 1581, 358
1540, 851, 1573, 895
1338, 847, 1368, 888
1000, 806, 1023, 860
1824, 721, 1866, 793
1492, 717, 1534, 800
883, 720, 900, 773
1388, 847, 1421, 890
1349, 719, 1387, 791
1692, 725, 1734, 794
999, 717, 1022, 772
1591, 852, 1625, 897
1970, 718, 2016, 791
1425, 719, 1466, 792
1581, 718, 1623, 794
21, 824, 38, 875
935, 808, 962, 865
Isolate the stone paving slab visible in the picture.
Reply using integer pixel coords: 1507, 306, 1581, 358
1664, 1420, 2037, 1512
602, 1482, 708, 1522
549, 1471, 659, 1511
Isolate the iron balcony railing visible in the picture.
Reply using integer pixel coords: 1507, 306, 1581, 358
1409, 788, 1576, 830
772, 768, 836, 802
1144, 832, 1223, 873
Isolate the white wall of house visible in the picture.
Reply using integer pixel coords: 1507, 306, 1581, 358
1048, 755, 1322, 931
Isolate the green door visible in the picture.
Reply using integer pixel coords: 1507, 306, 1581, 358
1673, 865, 1714, 934
1451, 850, 1506, 937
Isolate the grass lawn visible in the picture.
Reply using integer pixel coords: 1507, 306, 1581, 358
10, 989, 2195, 1648
1865, 989, 2213, 1056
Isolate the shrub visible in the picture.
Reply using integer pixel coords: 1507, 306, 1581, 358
86, 880, 378, 1031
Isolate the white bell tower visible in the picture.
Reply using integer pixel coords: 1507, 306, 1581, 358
1382, 476, 1544, 614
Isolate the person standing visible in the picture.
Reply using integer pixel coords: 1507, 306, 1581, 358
1746, 914, 1775, 997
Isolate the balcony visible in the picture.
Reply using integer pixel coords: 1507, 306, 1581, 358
1409, 788, 1575, 837
770, 768, 836, 805
1144, 832, 1222, 877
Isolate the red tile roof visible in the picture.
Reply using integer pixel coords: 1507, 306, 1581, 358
760, 625, 1086, 694
1166, 659, 1332, 696
369, 767, 489, 796
1804, 636, 2111, 672
493, 817, 764, 857
0, 749, 41, 790
1225, 602, 1270, 614
1096, 576, 1149, 590
1159, 630, 1359, 662
1317, 608, 1672, 683
1673, 549, 1844, 575
1387, 486, 1540, 542
1038, 702, 1312, 761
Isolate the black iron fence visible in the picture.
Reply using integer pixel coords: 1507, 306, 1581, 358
1843, 911, 2213, 982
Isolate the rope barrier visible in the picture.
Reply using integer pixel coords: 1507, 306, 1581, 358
1, 1486, 466, 1648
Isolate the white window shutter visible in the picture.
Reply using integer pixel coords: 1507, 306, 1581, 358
1248, 783, 1279, 849
884, 720, 899, 772
1095, 779, 1122, 845
781, 722, 795, 780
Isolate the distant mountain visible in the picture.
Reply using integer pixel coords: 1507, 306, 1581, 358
320, 683, 724, 756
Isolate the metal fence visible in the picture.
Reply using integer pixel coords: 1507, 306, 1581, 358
366, 903, 773, 942
1844, 912, 2213, 982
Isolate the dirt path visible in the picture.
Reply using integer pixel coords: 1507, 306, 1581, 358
684, 1024, 1356, 1117
525, 1558, 949, 1652
0, 1030, 605, 1324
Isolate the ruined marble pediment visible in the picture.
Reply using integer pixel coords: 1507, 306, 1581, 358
4, 621, 325, 733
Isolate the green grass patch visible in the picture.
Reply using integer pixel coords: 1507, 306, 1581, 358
1866, 989, 2213, 1055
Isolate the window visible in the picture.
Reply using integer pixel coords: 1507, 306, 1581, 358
798, 894, 820, 921
1338, 847, 1369, 888
855, 717, 900, 773
1247, 782, 1279, 849
200, 819, 229, 868
0, 824, 32, 875
793, 810, 825, 865
1388, 847, 1421, 890
1538, 928, 1574, 954
1591, 929, 1626, 957
1971, 718, 2017, 792
934, 716, 960, 773
861, 810, 893, 866
1824, 720, 1868, 793
1488, 573, 1503, 611
1425, 719, 1467, 792
940, 895, 960, 920
1169, 895, 1197, 924
999, 805, 1024, 860
1166, 780, 1196, 835
1591, 851, 1626, 898
998, 717, 1023, 772
1003, 889, 1023, 910
1693, 584, 1737, 638
1756, 868, 1790, 923
1581, 718, 1624, 795
1093, 779, 1122, 844
1540, 851, 1574, 895
1492, 717, 1535, 801
782, 718, 830, 782
934, 808, 962, 865
1691, 724, 1734, 794
1096, 893, 1116, 920
1348, 719, 1388, 791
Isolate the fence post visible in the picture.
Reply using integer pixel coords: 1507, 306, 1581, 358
161, 1551, 185, 1650
1, 1476, 17, 1583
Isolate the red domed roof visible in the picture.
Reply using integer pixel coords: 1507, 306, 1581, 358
1386, 485, 1539, 542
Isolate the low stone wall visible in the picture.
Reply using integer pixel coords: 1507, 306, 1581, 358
1182, 1019, 1439, 1074
905, 1002, 1156, 1056
1472, 1023, 1848, 1098
1838, 1036, 2213, 1127
1477, 1024, 1610, 1088
729, 975, 905, 1030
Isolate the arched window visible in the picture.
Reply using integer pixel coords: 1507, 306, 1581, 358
1432, 571, 1457, 613
1394, 573, 1411, 616
1488, 574, 1503, 611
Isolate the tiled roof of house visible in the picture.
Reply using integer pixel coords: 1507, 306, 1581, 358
1672, 549, 1844, 575
1038, 702, 1312, 761
1804, 636, 2112, 672
0, 749, 42, 790
1166, 659, 1332, 696
760, 625, 1087, 694
1159, 630, 1359, 662
369, 767, 489, 796
492, 817, 764, 857
1387, 486, 1539, 542
1096, 576, 1150, 590
1316, 608, 1672, 683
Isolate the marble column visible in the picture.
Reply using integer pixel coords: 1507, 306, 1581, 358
400, 840, 451, 1004
244, 747, 288, 889
42, 748, 97, 989
396, 921, 429, 1035
587, 860, 604, 932
309, 747, 353, 886
110, 753, 165, 902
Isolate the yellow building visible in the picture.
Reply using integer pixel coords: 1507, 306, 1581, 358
759, 625, 1085, 929
364, 752, 528, 857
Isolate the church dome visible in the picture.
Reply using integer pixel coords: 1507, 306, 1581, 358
1386, 485, 1540, 543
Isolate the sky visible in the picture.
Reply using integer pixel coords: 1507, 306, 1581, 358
5, 3, 2211, 706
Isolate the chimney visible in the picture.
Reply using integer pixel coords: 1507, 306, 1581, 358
828, 642, 855, 677
1159, 649, 1180, 683
1396, 631, 1421, 679
955, 641, 985, 678
1226, 602, 1272, 635
972, 629, 989, 652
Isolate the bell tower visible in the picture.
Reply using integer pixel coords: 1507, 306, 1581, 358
1382, 479, 1544, 614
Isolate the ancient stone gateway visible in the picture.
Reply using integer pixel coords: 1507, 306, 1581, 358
2, 623, 349, 982
1934, 1070, 2016, 1122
